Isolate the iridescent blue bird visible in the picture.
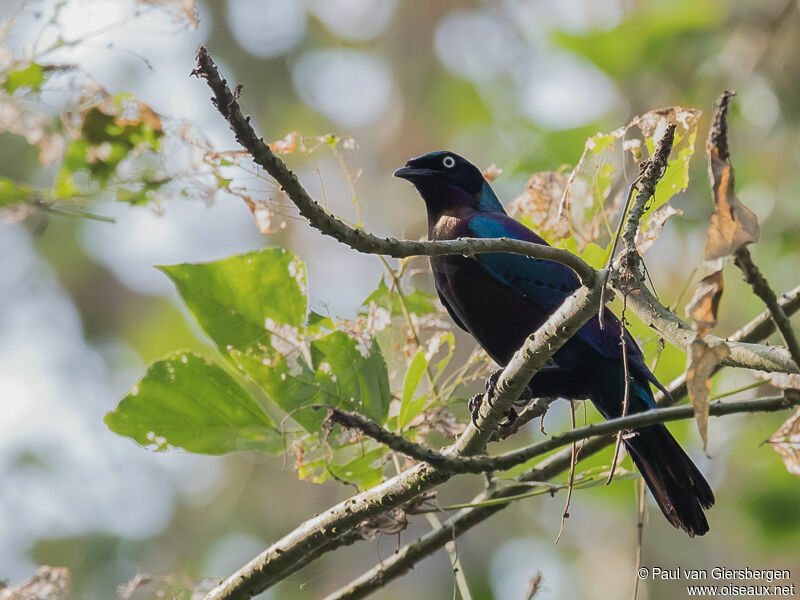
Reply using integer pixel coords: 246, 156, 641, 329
395, 151, 714, 536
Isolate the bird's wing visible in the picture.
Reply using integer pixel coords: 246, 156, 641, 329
466, 212, 670, 398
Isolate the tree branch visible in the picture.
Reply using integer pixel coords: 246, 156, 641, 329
611, 270, 799, 374
324, 397, 799, 476
190, 47, 594, 285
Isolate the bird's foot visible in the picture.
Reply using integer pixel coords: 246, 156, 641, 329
499, 407, 518, 428
484, 368, 503, 406
468, 393, 484, 428
511, 385, 534, 408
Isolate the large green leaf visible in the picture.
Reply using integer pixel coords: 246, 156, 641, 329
160, 248, 308, 350
232, 330, 390, 432
105, 352, 279, 455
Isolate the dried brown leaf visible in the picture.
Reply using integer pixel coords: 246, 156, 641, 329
704, 155, 760, 261
268, 131, 303, 155
635, 203, 683, 253
767, 406, 800, 478
686, 336, 730, 450
509, 171, 573, 240
686, 270, 724, 335
634, 106, 702, 141
482, 163, 503, 182
0, 566, 70, 600
752, 371, 800, 390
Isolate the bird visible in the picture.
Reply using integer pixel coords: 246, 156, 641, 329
394, 150, 714, 537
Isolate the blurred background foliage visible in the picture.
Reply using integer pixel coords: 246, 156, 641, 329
1, 0, 799, 598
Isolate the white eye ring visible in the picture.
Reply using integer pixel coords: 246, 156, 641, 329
442, 155, 455, 168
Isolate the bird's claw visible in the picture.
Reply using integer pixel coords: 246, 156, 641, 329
499, 407, 518, 428
468, 393, 484, 429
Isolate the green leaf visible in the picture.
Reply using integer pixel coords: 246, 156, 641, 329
160, 248, 308, 350
3, 63, 45, 93
232, 330, 391, 432
398, 350, 428, 430
361, 279, 437, 317
105, 351, 279, 455
297, 445, 385, 489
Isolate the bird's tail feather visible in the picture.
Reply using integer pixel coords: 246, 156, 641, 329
624, 424, 715, 537
593, 379, 714, 537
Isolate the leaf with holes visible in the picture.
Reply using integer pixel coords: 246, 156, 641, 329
231, 331, 390, 432
105, 352, 280, 455
686, 336, 730, 450
767, 406, 800, 478
159, 248, 307, 351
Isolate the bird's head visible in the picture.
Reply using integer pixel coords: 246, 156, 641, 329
394, 150, 504, 215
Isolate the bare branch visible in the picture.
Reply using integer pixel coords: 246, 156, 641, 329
326, 397, 798, 476
190, 47, 594, 284
322, 393, 799, 600
613, 272, 799, 375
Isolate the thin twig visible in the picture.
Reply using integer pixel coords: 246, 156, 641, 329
555, 401, 577, 543
632, 480, 646, 600
607, 295, 631, 485
321, 397, 798, 476
600, 123, 676, 328
734, 246, 800, 369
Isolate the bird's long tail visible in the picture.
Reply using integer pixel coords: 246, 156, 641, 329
593, 379, 715, 537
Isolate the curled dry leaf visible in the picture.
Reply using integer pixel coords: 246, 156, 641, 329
268, 131, 303, 155
752, 371, 800, 390
704, 154, 760, 261
509, 171, 573, 241
0, 566, 70, 600
767, 406, 800, 478
634, 106, 701, 142
686, 270, 725, 335
482, 163, 503, 182
635, 203, 683, 253
686, 336, 731, 450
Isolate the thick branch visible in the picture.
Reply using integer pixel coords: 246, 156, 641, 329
612, 271, 799, 374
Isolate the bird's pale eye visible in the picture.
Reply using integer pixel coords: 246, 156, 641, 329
442, 155, 455, 168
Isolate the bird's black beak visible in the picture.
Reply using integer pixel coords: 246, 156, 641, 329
393, 165, 434, 180
393, 165, 416, 180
